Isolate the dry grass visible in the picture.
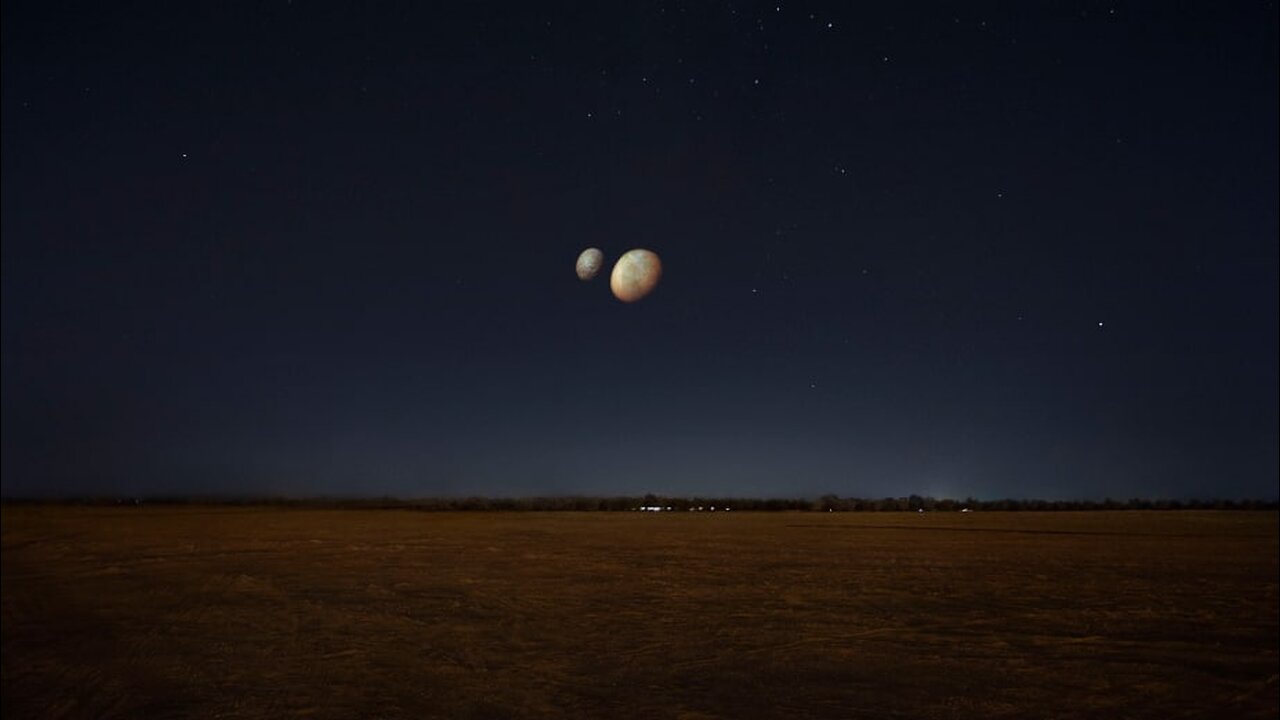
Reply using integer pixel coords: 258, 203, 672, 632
2, 508, 1276, 719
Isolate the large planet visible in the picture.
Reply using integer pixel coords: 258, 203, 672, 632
575, 248, 604, 281
610, 248, 662, 303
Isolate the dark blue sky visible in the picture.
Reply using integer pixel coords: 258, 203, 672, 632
2, 2, 1276, 499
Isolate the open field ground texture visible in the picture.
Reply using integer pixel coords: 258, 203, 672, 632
2, 508, 1276, 719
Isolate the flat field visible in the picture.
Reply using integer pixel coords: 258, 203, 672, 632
2, 508, 1276, 719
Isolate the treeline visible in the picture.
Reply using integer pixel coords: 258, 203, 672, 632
2, 493, 1276, 511
807, 494, 1279, 512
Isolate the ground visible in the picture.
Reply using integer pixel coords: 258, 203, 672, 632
2, 508, 1276, 719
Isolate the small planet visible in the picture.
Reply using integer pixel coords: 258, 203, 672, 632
575, 248, 604, 281
610, 248, 662, 303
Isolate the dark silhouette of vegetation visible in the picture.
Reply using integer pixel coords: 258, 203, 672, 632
1, 494, 1276, 511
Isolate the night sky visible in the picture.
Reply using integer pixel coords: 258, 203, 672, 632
2, 2, 1276, 500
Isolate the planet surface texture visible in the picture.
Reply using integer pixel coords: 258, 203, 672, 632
610, 249, 662, 302
575, 248, 604, 281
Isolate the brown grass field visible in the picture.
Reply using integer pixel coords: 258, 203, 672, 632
2, 507, 1276, 719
